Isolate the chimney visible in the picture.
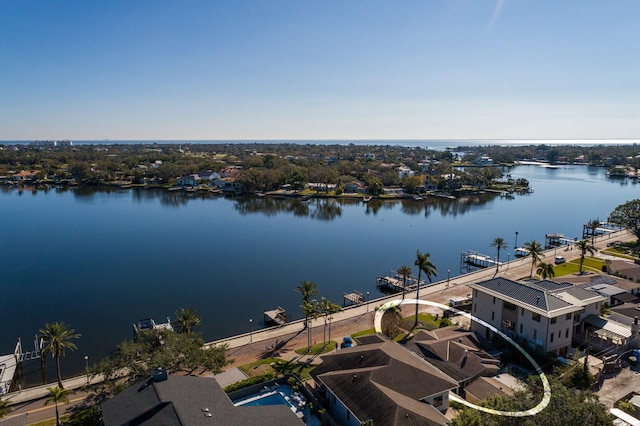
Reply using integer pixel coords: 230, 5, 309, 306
153, 367, 168, 382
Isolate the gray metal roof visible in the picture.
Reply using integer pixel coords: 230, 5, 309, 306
470, 277, 580, 316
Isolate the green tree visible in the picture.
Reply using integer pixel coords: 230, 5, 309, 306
319, 297, 341, 347
523, 240, 544, 277
93, 329, 228, 391
536, 262, 555, 279
586, 219, 601, 244
397, 265, 412, 299
40, 322, 81, 388
450, 376, 612, 426
295, 281, 319, 329
175, 308, 201, 337
576, 239, 596, 273
490, 237, 508, 277
609, 199, 640, 239
45, 386, 71, 426
414, 250, 437, 328
301, 300, 320, 352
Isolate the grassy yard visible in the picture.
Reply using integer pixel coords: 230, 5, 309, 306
551, 256, 606, 277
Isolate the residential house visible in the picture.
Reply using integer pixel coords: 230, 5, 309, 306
177, 174, 201, 188
398, 165, 414, 178
344, 181, 365, 194
101, 369, 301, 426
197, 170, 221, 181
473, 156, 493, 165
403, 327, 501, 389
12, 170, 38, 181
463, 376, 514, 405
311, 334, 457, 426
469, 277, 606, 356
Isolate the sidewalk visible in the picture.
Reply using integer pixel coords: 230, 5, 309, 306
3, 374, 101, 406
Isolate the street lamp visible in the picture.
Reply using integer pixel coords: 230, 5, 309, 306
506, 253, 510, 271
84, 355, 89, 384
515, 231, 519, 250
366, 291, 370, 311
446, 270, 450, 288
249, 319, 253, 342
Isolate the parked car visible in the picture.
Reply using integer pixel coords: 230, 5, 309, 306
340, 336, 354, 349
554, 256, 566, 264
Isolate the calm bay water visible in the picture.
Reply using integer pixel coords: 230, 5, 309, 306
1, 164, 638, 383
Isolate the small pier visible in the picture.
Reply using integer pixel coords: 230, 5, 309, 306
545, 233, 576, 249
133, 317, 174, 336
515, 247, 530, 257
343, 290, 364, 306
376, 272, 422, 294
264, 306, 287, 326
460, 251, 500, 269
583, 222, 623, 239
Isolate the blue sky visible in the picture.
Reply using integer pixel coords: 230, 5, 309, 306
1, 1, 638, 140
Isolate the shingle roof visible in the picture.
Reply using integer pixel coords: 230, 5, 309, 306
101, 374, 301, 426
311, 339, 456, 426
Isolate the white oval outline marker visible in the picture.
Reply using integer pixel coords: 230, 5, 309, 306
374, 299, 551, 417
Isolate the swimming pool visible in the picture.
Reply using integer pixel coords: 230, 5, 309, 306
233, 384, 321, 426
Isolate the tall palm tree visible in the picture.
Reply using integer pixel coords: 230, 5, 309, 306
301, 300, 320, 352
320, 297, 341, 347
295, 281, 319, 329
414, 250, 437, 328
536, 262, 555, 279
40, 322, 81, 388
490, 237, 508, 276
523, 240, 544, 277
175, 307, 201, 337
587, 219, 601, 244
45, 385, 71, 426
397, 265, 412, 299
576, 239, 596, 273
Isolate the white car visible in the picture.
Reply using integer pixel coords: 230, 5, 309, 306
554, 256, 566, 264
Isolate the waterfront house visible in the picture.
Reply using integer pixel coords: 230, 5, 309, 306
177, 174, 201, 188
11, 170, 38, 181
197, 170, 221, 181
102, 369, 301, 425
344, 180, 365, 194
469, 277, 606, 356
311, 334, 457, 426
403, 327, 501, 389
472, 156, 493, 165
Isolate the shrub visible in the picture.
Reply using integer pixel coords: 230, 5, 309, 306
224, 372, 275, 393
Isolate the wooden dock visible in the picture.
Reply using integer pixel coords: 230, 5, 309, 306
545, 233, 576, 249
343, 290, 364, 306
264, 306, 287, 326
376, 274, 422, 294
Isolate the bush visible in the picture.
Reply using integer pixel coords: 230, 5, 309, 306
224, 372, 275, 393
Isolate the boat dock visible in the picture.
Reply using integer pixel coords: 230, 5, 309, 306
264, 306, 287, 326
343, 290, 364, 306
545, 233, 576, 249
376, 273, 422, 294
460, 251, 501, 269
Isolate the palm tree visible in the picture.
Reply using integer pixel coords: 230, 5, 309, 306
320, 297, 341, 347
414, 250, 437, 328
45, 386, 71, 426
40, 322, 81, 388
587, 219, 601, 244
523, 240, 544, 277
301, 300, 320, 352
576, 239, 596, 273
397, 265, 412, 299
175, 307, 201, 337
536, 262, 555, 279
295, 281, 319, 329
490, 237, 508, 276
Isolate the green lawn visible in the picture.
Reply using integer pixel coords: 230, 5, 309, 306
237, 357, 315, 381
551, 257, 606, 277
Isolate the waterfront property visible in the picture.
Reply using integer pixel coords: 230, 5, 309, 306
101, 369, 302, 425
469, 277, 607, 356
310, 334, 457, 426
